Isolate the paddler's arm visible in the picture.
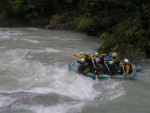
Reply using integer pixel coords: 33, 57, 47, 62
100, 54, 107, 58
100, 53, 107, 56
89, 55, 97, 59
74, 54, 86, 59
112, 57, 120, 63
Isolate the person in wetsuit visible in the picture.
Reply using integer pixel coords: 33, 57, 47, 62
111, 52, 120, 67
108, 61, 116, 76
122, 59, 133, 75
94, 58, 103, 75
74, 52, 94, 73
77, 58, 89, 75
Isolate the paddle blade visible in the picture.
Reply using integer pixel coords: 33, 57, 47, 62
95, 75, 98, 80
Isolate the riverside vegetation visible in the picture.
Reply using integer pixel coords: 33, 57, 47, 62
0, 0, 150, 59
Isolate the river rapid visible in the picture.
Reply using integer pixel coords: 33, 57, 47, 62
0, 28, 149, 113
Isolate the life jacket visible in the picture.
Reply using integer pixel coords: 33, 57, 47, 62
77, 61, 89, 69
124, 63, 133, 74
95, 62, 100, 70
84, 54, 92, 65
109, 64, 116, 71
95, 63, 103, 74
77, 61, 89, 74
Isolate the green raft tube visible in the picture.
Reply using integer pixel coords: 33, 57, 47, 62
68, 60, 143, 80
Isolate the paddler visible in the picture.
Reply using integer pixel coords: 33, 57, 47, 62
77, 58, 89, 74
122, 59, 133, 75
74, 52, 93, 73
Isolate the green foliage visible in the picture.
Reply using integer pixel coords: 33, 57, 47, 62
9, 0, 23, 13
76, 16, 95, 31
148, 40, 150, 46
99, 17, 147, 59
65, 0, 73, 4
114, 17, 145, 44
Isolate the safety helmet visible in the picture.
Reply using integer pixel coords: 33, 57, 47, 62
109, 61, 113, 65
112, 53, 117, 57
124, 59, 129, 63
94, 52, 99, 57
81, 58, 85, 62
80, 52, 84, 55
95, 58, 100, 63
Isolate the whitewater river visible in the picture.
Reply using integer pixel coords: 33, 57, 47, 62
0, 28, 149, 113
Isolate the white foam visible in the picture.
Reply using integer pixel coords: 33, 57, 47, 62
14, 38, 39, 43
31, 103, 84, 113
0, 49, 29, 70
51, 36, 60, 39
32, 48, 62, 53
16, 64, 100, 101
44, 48, 61, 53
0, 30, 24, 40
0, 49, 99, 102
7, 32, 24, 36
0, 95, 16, 107
10, 102, 85, 113
98, 80, 125, 101
0, 46, 6, 49
27, 28, 40, 31
0, 47, 126, 113
0, 59, 100, 113
62, 38, 81, 41
0, 28, 10, 30
0, 31, 10, 39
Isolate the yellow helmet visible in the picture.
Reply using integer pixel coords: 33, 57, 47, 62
80, 58, 85, 62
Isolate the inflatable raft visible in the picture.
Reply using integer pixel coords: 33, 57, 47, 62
68, 60, 143, 80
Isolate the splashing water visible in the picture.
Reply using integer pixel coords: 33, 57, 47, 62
0, 28, 149, 113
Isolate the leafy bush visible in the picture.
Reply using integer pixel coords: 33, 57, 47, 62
76, 16, 95, 32
98, 17, 147, 60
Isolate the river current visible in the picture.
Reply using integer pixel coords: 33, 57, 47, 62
0, 28, 149, 113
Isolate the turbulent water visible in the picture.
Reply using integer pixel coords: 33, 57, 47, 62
0, 28, 149, 113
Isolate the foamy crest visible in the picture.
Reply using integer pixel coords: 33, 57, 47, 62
0, 49, 29, 70
0, 95, 16, 107
0, 53, 100, 113
0, 29, 24, 41
31, 48, 62, 53
30, 102, 85, 113
62, 38, 81, 41
8, 102, 85, 113
98, 80, 125, 101
0, 49, 99, 101
14, 38, 39, 43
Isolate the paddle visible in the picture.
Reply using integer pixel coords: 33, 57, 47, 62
105, 62, 110, 72
114, 44, 118, 51
104, 61, 114, 79
122, 65, 127, 79
106, 44, 118, 59
95, 71, 98, 80
91, 59, 98, 80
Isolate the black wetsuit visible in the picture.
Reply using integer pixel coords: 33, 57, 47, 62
84, 54, 95, 73
112, 57, 120, 67
77, 61, 89, 74
108, 64, 116, 75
